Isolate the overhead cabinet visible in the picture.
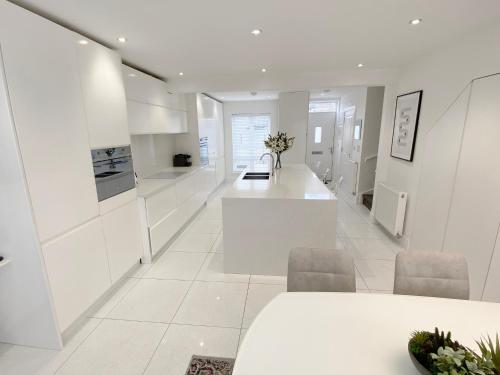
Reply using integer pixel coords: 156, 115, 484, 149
123, 65, 188, 134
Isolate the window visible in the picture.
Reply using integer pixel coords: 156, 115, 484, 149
314, 127, 322, 143
309, 101, 338, 113
232, 114, 271, 172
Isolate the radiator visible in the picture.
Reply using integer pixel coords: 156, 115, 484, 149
374, 182, 407, 237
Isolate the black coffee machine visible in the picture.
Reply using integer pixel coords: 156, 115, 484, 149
173, 154, 192, 167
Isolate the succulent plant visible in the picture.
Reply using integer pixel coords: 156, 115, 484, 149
476, 334, 500, 373
430, 346, 495, 375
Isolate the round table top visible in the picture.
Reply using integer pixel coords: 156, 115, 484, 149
234, 293, 500, 375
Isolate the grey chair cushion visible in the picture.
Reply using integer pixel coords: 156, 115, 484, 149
394, 251, 470, 300
287, 248, 356, 292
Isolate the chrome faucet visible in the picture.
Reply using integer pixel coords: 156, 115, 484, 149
259, 153, 275, 175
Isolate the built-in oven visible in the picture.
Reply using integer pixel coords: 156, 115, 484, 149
91, 146, 135, 202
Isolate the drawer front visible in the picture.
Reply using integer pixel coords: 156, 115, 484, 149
175, 175, 196, 205
42, 218, 111, 331
146, 185, 176, 226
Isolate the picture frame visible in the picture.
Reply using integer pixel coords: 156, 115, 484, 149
390, 90, 423, 162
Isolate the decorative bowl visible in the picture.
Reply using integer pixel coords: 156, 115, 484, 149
408, 344, 432, 375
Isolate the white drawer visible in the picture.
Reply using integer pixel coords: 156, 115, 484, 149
175, 174, 196, 204
146, 185, 176, 226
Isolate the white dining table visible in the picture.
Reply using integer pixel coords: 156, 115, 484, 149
233, 293, 500, 375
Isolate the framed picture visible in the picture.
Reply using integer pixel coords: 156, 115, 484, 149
390, 90, 423, 161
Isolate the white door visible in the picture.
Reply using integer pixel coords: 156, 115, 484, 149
307, 112, 335, 181
339, 108, 357, 195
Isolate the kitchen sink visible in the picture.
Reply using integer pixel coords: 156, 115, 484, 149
242, 173, 270, 180
244, 172, 270, 176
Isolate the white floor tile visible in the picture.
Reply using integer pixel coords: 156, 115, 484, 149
144, 325, 239, 375
143, 252, 207, 281
355, 268, 369, 290
56, 320, 166, 375
196, 253, 250, 283
91, 278, 139, 318
238, 329, 248, 351
355, 259, 395, 291
211, 234, 223, 253
189, 219, 222, 234
242, 284, 286, 329
338, 222, 386, 239
249, 275, 287, 285
173, 282, 248, 328
344, 237, 398, 260
168, 233, 218, 253
0, 344, 56, 375
107, 279, 190, 323
0, 318, 102, 375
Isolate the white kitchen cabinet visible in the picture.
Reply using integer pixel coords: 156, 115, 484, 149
76, 40, 130, 148
42, 218, 111, 331
175, 174, 197, 204
101, 200, 143, 283
0, 4, 99, 242
127, 100, 151, 134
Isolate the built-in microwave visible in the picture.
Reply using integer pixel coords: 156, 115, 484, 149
91, 146, 135, 202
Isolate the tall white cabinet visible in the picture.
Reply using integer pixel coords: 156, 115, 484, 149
76, 39, 130, 148
0, 4, 99, 243
0, 1, 143, 347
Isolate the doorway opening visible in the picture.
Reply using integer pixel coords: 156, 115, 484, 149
306, 100, 339, 183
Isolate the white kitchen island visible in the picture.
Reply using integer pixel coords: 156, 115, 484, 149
222, 164, 337, 275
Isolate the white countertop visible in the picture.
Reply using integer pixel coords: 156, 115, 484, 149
223, 164, 336, 200
135, 165, 205, 198
234, 293, 500, 375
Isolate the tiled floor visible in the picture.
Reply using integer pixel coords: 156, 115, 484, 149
0, 184, 403, 375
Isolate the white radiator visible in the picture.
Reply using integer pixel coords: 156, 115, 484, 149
374, 182, 407, 237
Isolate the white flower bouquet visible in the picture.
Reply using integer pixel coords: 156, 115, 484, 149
264, 131, 295, 168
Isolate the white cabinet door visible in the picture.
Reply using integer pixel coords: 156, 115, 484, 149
0, 5, 99, 242
166, 108, 188, 134
102, 200, 143, 283
127, 100, 151, 134
42, 218, 111, 331
77, 40, 129, 148
150, 104, 168, 134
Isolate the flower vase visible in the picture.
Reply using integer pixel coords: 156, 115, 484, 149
275, 152, 282, 169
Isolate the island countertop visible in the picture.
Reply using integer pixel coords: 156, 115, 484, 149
222, 164, 336, 200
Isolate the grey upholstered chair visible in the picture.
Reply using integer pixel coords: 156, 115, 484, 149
394, 251, 470, 300
287, 248, 356, 292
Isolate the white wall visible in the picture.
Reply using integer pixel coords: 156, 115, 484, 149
278, 92, 310, 164
375, 21, 500, 247
223, 100, 279, 178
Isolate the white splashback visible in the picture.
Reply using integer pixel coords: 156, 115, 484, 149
130, 134, 175, 178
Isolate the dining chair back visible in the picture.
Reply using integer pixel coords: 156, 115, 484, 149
394, 251, 470, 300
287, 248, 356, 292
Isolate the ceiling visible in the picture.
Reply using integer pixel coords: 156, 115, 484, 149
11, 0, 500, 92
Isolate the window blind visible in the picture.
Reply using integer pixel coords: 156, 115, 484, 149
231, 114, 271, 172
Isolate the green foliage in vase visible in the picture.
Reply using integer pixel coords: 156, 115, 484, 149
410, 328, 461, 369
430, 346, 495, 375
476, 335, 500, 373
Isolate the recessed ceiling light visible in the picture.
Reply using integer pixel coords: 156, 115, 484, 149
78, 39, 88, 45
409, 18, 422, 25
251, 29, 262, 36
357, 63, 364, 68
128, 73, 136, 78
178, 72, 184, 76
117, 36, 127, 43
261, 68, 267, 73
